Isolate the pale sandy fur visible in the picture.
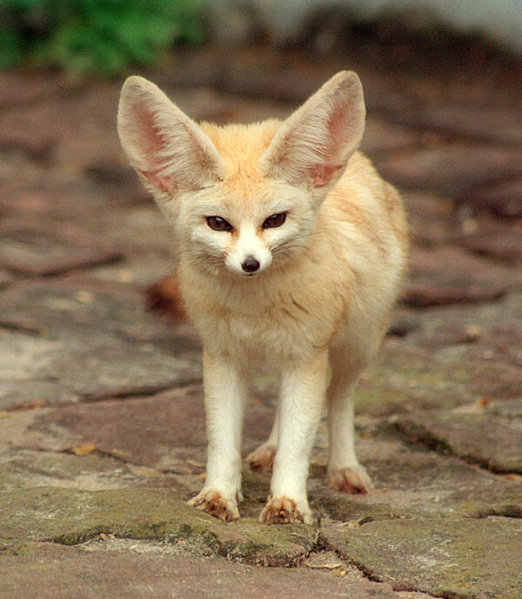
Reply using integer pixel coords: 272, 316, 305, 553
118, 72, 408, 524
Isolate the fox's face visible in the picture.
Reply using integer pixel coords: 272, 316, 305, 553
118, 72, 365, 278
200, 209, 285, 276
176, 172, 318, 277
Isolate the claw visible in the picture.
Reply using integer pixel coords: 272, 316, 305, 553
188, 490, 240, 522
259, 495, 313, 525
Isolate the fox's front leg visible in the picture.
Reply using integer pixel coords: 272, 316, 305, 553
260, 351, 329, 525
188, 350, 247, 522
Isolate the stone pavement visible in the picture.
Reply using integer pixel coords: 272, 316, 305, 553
0, 47, 521, 598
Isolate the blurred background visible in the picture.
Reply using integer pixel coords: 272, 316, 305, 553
1, 1, 521, 74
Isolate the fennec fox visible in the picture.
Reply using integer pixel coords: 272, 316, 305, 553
118, 71, 408, 524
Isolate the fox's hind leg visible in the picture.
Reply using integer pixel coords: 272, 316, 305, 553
326, 367, 373, 494
246, 405, 279, 473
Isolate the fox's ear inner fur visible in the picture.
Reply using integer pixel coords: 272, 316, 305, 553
117, 76, 225, 197
261, 71, 365, 189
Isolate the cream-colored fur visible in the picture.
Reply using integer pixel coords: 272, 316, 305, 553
118, 72, 408, 524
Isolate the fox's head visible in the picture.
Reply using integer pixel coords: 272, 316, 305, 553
118, 72, 365, 277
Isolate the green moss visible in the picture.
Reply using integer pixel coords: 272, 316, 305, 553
0, 541, 38, 557
220, 520, 325, 566
0, 486, 321, 565
331, 517, 522, 599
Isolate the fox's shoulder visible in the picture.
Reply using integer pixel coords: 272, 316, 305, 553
340, 151, 388, 196
325, 151, 408, 251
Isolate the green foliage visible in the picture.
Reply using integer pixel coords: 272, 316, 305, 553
0, 0, 205, 76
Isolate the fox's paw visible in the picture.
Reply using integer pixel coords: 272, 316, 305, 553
188, 489, 239, 522
327, 465, 373, 494
259, 496, 313, 525
246, 444, 277, 473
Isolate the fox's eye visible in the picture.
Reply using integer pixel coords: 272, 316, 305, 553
206, 216, 233, 232
262, 211, 287, 229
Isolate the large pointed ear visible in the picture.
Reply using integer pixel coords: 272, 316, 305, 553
261, 71, 365, 189
117, 76, 225, 198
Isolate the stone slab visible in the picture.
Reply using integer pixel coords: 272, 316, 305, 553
0, 72, 62, 108
459, 225, 522, 263
0, 224, 122, 276
309, 436, 521, 522
395, 408, 522, 473
404, 245, 519, 307
0, 275, 189, 345
402, 191, 456, 246
0, 330, 198, 410
80, 205, 174, 254
385, 101, 522, 146
355, 339, 504, 415
3, 391, 519, 524
0, 275, 202, 409
0, 125, 55, 159
0, 81, 123, 176
464, 177, 522, 219
0, 449, 156, 493
377, 143, 520, 197
325, 517, 522, 599
27, 387, 209, 467
361, 116, 420, 155
5, 387, 273, 474
0, 542, 402, 599
399, 291, 522, 371
0, 271, 15, 294
1, 45, 521, 599
0, 177, 111, 220
2, 485, 517, 598
0, 379, 79, 410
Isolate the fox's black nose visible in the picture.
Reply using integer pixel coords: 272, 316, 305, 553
241, 256, 260, 273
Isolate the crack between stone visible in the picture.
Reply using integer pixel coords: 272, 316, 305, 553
48, 524, 328, 569
391, 420, 520, 477
32, 504, 518, 597
370, 106, 517, 150
331, 548, 456, 599
77, 378, 202, 404
0, 320, 47, 337
2, 379, 203, 414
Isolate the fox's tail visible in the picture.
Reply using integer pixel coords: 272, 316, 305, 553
147, 274, 187, 320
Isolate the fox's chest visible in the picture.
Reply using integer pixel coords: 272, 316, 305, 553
186, 280, 340, 365
199, 300, 313, 363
